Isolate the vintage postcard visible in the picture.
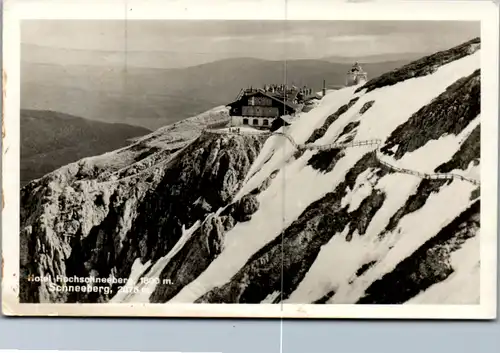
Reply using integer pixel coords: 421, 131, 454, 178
2, 0, 498, 319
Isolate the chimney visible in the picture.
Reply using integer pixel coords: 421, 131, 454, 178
322, 79, 326, 97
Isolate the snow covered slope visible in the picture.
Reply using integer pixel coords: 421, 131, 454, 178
20, 38, 482, 305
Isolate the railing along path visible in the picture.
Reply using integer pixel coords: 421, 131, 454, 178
203, 128, 480, 186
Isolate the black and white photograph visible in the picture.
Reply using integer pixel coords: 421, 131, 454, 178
2, 0, 498, 318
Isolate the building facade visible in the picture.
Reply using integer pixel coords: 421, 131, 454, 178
227, 87, 300, 128
231, 116, 273, 128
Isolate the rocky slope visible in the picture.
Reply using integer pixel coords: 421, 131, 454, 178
20, 38, 482, 305
20, 106, 244, 303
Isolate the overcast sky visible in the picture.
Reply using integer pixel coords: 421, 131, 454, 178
22, 20, 480, 68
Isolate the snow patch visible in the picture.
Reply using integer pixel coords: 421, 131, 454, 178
385, 115, 481, 173
286, 172, 421, 304
407, 234, 480, 304
170, 146, 373, 302
341, 168, 376, 212
330, 179, 477, 303
353, 51, 479, 144
118, 220, 201, 303
109, 258, 152, 303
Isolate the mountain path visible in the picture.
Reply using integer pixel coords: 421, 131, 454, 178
204, 128, 480, 186
88, 120, 479, 189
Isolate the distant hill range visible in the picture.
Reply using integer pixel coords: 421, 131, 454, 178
21, 109, 151, 186
21, 54, 426, 130
320, 52, 430, 64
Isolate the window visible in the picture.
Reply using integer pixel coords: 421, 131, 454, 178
252, 119, 259, 125
254, 97, 272, 106
243, 118, 249, 125
263, 119, 269, 126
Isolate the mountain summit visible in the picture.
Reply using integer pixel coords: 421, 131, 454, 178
20, 37, 481, 305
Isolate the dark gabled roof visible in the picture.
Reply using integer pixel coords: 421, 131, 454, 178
263, 92, 298, 110
284, 89, 299, 102
227, 88, 299, 111
282, 101, 300, 110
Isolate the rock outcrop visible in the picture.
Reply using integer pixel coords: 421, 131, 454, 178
20, 130, 265, 303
